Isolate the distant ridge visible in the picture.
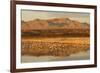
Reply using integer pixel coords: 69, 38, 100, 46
22, 17, 89, 31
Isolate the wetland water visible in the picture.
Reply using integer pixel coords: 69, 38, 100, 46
21, 50, 90, 63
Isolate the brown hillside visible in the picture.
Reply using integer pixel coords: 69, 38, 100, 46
21, 18, 89, 31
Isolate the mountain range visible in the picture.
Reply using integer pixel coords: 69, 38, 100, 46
21, 18, 90, 37
21, 18, 89, 31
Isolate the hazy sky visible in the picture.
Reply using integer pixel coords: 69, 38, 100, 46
21, 10, 90, 24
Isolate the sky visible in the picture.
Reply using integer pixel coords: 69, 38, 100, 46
21, 10, 90, 24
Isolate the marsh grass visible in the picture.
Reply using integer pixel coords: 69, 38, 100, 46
21, 37, 90, 56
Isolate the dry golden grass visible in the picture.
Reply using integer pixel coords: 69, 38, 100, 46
21, 37, 90, 56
